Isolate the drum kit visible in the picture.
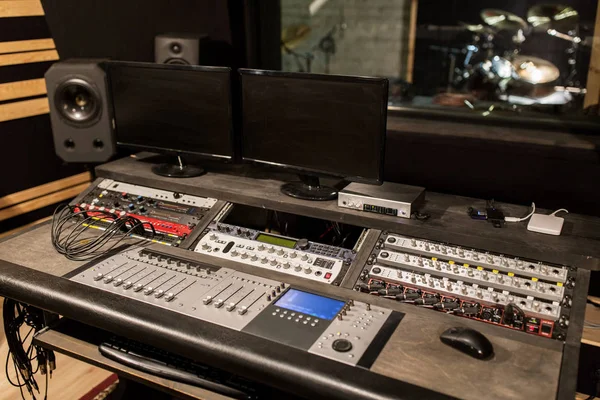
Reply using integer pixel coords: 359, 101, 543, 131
451, 4, 589, 109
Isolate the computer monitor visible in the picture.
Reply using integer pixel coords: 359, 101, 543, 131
107, 61, 234, 177
239, 69, 388, 200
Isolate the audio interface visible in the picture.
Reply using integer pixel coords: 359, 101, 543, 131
338, 182, 425, 219
193, 223, 356, 285
355, 232, 576, 340
75, 179, 218, 246
68, 247, 402, 367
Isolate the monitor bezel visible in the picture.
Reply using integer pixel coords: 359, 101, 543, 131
106, 60, 235, 161
239, 68, 388, 184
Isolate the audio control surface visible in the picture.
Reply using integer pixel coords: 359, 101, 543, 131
356, 232, 576, 340
193, 223, 356, 285
75, 179, 218, 246
68, 247, 402, 368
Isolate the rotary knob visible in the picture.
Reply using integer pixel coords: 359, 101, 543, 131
403, 254, 410, 262
276, 249, 284, 256
201, 243, 210, 250
209, 234, 218, 241
268, 247, 275, 253
241, 252, 248, 259
458, 249, 464, 257
283, 262, 291, 269
290, 252, 298, 259
294, 266, 302, 272
304, 267, 312, 274
258, 244, 266, 251
231, 250, 239, 257
410, 239, 417, 247
332, 339, 353, 353
424, 243, 430, 251
269, 259, 278, 266
486, 255, 493, 263
301, 254, 308, 261
261, 257, 268, 264
297, 238, 309, 250
472, 253, 479, 261
251, 255, 258, 261
441, 247, 447, 254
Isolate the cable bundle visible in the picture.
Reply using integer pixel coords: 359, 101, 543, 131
51, 204, 155, 261
3, 299, 55, 400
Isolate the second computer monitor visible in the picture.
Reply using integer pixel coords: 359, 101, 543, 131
239, 69, 388, 200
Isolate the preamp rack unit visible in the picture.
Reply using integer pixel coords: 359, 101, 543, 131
193, 222, 359, 285
356, 232, 576, 340
74, 179, 218, 246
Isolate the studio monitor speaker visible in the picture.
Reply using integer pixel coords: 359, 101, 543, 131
155, 33, 207, 65
45, 60, 115, 163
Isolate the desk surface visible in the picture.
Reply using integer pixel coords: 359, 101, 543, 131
0, 223, 576, 400
96, 154, 600, 270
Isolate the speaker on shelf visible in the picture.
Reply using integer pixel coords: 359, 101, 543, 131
154, 33, 208, 65
45, 60, 115, 163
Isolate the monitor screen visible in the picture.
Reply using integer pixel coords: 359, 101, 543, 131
274, 289, 345, 320
240, 70, 388, 183
108, 62, 233, 159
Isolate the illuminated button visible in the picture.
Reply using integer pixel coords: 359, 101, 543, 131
311, 323, 316, 327
287, 316, 292, 320
155, 290, 165, 299
303, 320, 308, 324
280, 314, 285, 318
314, 319, 319, 323
324, 272, 332, 279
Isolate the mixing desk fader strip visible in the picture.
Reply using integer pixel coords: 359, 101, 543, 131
68, 247, 403, 367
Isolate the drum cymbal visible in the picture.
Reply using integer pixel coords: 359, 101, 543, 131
511, 55, 560, 84
481, 9, 528, 32
459, 21, 495, 34
281, 25, 311, 50
527, 4, 578, 33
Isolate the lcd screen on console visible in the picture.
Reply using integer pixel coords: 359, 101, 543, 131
274, 289, 345, 320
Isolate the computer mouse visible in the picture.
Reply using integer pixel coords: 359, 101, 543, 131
440, 327, 494, 360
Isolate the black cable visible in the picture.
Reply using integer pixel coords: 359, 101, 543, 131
51, 204, 154, 261
413, 211, 431, 221
3, 299, 55, 400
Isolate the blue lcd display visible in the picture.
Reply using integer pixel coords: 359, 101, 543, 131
274, 289, 345, 320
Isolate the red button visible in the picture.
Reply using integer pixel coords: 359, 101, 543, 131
324, 272, 332, 279
526, 324, 539, 333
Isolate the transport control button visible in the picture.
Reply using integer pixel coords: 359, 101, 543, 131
332, 339, 353, 353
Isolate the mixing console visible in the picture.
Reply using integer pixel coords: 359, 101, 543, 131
356, 233, 576, 340
69, 247, 402, 367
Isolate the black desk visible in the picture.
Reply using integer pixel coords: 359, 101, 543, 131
0, 154, 596, 400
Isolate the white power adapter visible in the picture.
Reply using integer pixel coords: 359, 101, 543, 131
527, 209, 569, 236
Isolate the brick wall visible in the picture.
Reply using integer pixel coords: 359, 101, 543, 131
281, 0, 412, 78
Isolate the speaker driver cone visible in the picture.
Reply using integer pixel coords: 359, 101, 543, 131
55, 78, 101, 126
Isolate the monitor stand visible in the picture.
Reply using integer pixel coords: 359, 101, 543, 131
151, 155, 205, 178
280, 175, 337, 201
